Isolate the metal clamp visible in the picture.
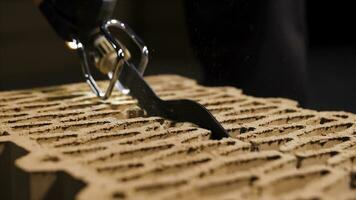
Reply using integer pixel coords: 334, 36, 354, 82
74, 19, 149, 100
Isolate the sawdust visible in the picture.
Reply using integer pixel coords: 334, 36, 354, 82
0, 75, 355, 200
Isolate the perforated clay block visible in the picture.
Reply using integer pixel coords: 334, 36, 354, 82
0, 75, 355, 200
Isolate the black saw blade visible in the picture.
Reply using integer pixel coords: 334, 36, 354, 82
118, 62, 230, 140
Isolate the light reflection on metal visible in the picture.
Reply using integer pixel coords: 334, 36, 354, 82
66, 39, 82, 50
74, 19, 148, 100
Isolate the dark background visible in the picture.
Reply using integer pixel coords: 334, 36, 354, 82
0, 0, 355, 112
306, 2, 356, 112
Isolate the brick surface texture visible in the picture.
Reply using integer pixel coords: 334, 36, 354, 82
0, 75, 355, 200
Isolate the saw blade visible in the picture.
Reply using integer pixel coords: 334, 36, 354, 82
118, 62, 230, 140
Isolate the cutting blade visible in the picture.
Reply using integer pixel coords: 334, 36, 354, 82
119, 62, 230, 140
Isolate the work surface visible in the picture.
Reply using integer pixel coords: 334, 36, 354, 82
0, 75, 355, 200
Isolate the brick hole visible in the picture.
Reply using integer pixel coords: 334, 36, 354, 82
11, 122, 53, 130
296, 151, 339, 168
52, 140, 82, 148
153, 145, 211, 161
64, 102, 102, 110
2, 91, 33, 96
207, 106, 234, 114
29, 121, 111, 135
61, 112, 128, 123
40, 102, 101, 112
143, 123, 165, 132
202, 99, 241, 107
122, 157, 212, 183
319, 117, 336, 124
214, 94, 235, 99
105, 102, 137, 111
40, 88, 66, 93
239, 106, 279, 115
304, 117, 336, 126
134, 180, 188, 195
247, 125, 305, 139
119, 144, 176, 160
263, 169, 330, 196
121, 119, 165, 130
303, 123, 354, 137
87, 121, 162, 135
0, 113, 28, 120
180, 132, 211, 144
227, 127, 256, 137
68, 96, 100, 103
239, 101, 265, 107
292, 137, 351, 154
219, 146, 252, 156
198, 140, 236, 152
262, 156, 298, 175
23, 103, 60, 110
88, 144, 175, 165
272, 109, 299, 114
350, 171, 356, 189
35, 134, 78, 145
1, 103, 58, 113
86, 131, 142, 145
251, 138, 294, 151
196, 175, 257, 197
333, 114, 350, 119
7, 113, 83, 124
41, 155, 60, 162
0, 95, 37, 103
62, 146, 108, 157
221, 116, 265, 125
154, 148, 199, 161
0, 131, 10, 136
112, 192, 126, 200
201, 154, 281, 178
157, 140, 235, 162
163, 121, 195, 129
263, 115, 315, 126
119, 128, 201, 145
125, 107, 145, 118
45, 94, 85, 102
97, 162, 144, 175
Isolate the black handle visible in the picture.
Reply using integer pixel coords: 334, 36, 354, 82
39, 0, 117, 42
